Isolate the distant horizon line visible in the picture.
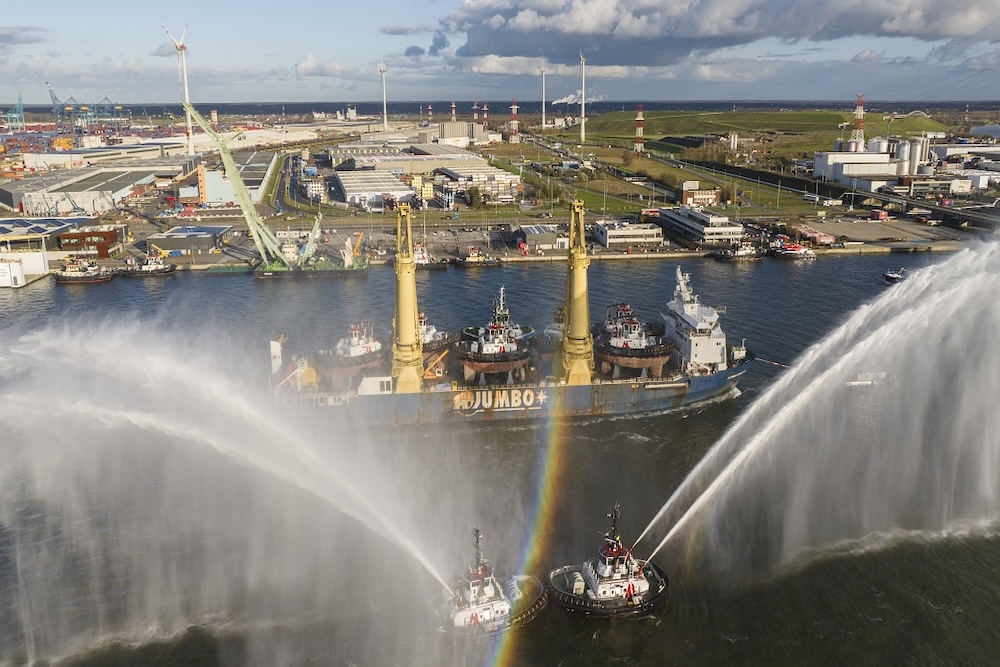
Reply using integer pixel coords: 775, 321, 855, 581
9, 99, 1000, 108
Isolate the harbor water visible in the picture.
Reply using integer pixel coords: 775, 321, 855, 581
1, 248, 998, 666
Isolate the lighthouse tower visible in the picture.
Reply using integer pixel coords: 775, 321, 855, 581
850, 93, 866, 152
451, 100, 456, 122
472, 99, 479, 122
634, 104, 645, 153
509, 99, 521, 144
482, 102, 489, 127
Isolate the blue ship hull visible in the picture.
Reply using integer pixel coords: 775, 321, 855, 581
285, 354, 752, 427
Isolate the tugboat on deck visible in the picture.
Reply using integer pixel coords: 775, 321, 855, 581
533, 306, 566, 365
546, 503, 668, 618
456, 287, 533, 384
592, 302, 665, 338
437, 528, 547, 638
53, 257, 115, 284
308, 320, 387, 391
593, 308, 673, 379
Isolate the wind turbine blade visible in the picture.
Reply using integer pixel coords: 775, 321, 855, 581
162, 25, 180, 49
179, 23, 189, 45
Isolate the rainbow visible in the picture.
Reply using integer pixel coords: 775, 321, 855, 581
488, 392, 575, 667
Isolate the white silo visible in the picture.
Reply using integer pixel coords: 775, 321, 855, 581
897, 139, 910, 162
909, 138, 922, 174
867, 137, 886, 153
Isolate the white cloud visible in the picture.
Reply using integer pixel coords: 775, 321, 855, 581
294, 55, 348, 77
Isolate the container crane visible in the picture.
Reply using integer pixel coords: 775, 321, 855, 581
183, 101, 293, 269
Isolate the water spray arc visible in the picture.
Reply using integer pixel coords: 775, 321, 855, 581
633, 245, 1000, 581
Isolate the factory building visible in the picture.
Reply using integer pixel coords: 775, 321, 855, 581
147, 225, 233, 255
514, 224, 568, 252
658, 205, 743, 246
434, 165, 521, 204
593, 219, 664, 248
332, 171, 414, 211
327, 143, 402, 167
0, 156, 198, 215
346, 152, 487, 175
191, 150, 277, 206
57, 224, 128, 258
0, 219, 74, 286
676, 180, 721, 206
20, 144, 196, 171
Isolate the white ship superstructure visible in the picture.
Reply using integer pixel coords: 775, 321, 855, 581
662, 267, 741, 375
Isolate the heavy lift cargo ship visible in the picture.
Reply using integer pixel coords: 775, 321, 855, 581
270, 202, 752, 426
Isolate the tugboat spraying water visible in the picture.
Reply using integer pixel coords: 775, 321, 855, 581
546, 503, 668, 618
437, 528, 547, 637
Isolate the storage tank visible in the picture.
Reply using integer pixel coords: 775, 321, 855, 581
909, 139, 922, 175
918, 165, 934, 176
868, 137, 888, 154
847, 140, 860, 153
896, 141, 910, 167
834, 138, 844, 152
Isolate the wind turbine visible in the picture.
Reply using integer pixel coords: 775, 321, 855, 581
378, 61, 388, 132
579, 52, 586, 145
163, 24, 195, 156
541, 64, 546, 130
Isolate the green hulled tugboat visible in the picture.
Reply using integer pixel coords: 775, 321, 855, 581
546, 503, 668, 618
437, 528, 547, 638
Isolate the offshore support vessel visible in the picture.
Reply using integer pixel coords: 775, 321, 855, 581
270, 202, 752, 426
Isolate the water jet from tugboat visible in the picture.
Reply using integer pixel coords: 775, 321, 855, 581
0, 319, 453, 663
637, 244, 1000, 581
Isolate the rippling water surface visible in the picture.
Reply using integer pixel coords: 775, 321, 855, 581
2, 249, 997, 666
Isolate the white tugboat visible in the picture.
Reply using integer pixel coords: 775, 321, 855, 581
439, 528, 547, 637
546, 503, 668, 618
413, 243, 449, 270
662, 267, 748, 377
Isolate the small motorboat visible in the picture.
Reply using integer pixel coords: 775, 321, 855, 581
883, 267, 905, 284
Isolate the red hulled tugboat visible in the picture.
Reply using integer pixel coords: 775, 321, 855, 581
593, 304, 673, 379
456, 286, 534, 384
546, 503, 668, 618
437, 528, 547, 638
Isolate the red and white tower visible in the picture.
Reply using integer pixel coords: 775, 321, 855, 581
850, 93, 866, 151
509, 99, 520, 144
472, 99, 479, 122
634, 104, 645, 153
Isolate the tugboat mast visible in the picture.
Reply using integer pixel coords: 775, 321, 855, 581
473, 527, 484, 571
392, 203, 425, 393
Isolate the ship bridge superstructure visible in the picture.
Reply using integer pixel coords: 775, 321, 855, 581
662, 267, 727, 374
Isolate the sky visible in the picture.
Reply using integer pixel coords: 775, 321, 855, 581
3, 0, 1000, 107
